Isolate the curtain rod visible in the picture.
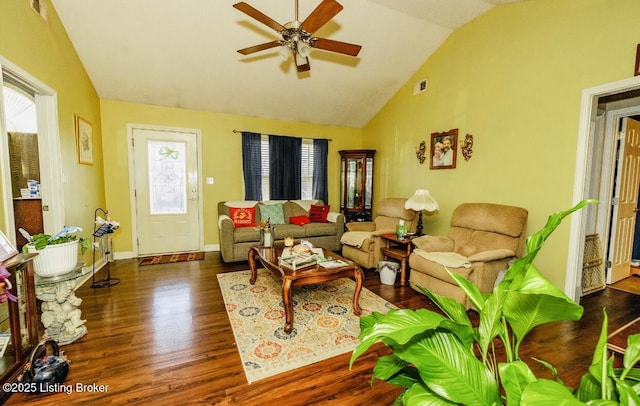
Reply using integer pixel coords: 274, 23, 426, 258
232, 129, 332, 142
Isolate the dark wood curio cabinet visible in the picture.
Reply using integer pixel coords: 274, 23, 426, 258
0, 254, 40, 403
339, 150, 375, 223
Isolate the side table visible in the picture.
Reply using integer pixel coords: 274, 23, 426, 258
35, 263, 88, 345
380, 234, 417, 286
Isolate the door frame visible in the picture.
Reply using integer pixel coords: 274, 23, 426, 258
605, 114, 640, 283
0, 56, 64, 243
567, 75, 640, 302
127, 123, 204, 257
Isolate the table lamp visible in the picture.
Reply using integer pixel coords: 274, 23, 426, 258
404, 189, 439, 236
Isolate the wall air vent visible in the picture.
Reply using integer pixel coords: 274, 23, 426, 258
413, 79, 428, 95
30, 0, 47, 21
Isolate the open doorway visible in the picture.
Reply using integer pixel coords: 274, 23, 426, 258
3, 84, 43, 250
0, 58, 65, 245
566, 77, 640, 303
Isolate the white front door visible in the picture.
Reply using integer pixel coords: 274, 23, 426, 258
131, 127, 201, 256
608, 118, 640, 283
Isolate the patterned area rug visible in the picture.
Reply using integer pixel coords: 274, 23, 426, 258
217, 268, 397, 384
138, 251, 204, 266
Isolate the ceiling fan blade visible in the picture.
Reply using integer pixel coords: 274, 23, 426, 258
300, 0, 343, 34
237, 41, 281, 55
312, 38, 361, 57
293, 51, 311, 72
296, 59, 311, 72
233, 2, 286, 33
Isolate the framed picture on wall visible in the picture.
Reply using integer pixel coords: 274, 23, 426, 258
430, 128, 458, 169
635, 44, 640, 76
75, 115, 93, 165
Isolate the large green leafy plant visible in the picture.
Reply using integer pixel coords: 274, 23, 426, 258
350, 200, 640, 405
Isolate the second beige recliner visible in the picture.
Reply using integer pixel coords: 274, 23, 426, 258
408, 202, 528, 309
340, 198, 416, 269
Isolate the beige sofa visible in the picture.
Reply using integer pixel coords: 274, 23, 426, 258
217, 200, 345, 263
340, 198, 417, 269
408, 202, 528, 309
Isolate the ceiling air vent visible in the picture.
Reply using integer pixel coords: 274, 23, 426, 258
30, 0, 47, 21
413, 79, 428, 95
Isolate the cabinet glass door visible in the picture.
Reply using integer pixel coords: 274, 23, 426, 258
15, 270, 29, 348
346, 158, 363, 209
365, 157, 373, 210
0, 300, 12, 377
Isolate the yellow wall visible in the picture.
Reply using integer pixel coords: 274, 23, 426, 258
3, 0, 639, 291
364, 0, 640, 288
100, 101, 362, 252
0, 0, 104, 264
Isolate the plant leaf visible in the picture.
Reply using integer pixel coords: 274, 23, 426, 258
386, 365, 422, 388
351, 309, 448, 367
587, 309, 611, 392
575, 373, 601, 402
520, 379, 585, 405
420, 286, 472, 327
448, 271, 486, 311
394, 330, 500, 405
372, 354, 410, 382
402, 382, 456, 406
623, 334, 640, 370
614, 375, 640, 405
500, 200, 597, 290
504, 264, 583, 344
520, 200, 597, 271
499, 360, 537, 405
531, 357, 563, 385
476, 289, 506, 363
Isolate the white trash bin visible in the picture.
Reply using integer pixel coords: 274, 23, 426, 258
378, 261, 400, 285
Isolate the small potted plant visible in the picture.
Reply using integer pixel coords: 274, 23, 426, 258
22, 226, 92, 277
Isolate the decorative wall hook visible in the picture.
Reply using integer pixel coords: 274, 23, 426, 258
462, 133, 474, 161
416, 140, 426, 164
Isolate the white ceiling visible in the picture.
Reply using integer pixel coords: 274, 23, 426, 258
50, 0, 525, 128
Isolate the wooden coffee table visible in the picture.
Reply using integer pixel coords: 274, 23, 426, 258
248, 243, 363, 334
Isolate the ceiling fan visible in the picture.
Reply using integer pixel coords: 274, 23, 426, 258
233, 0, 362, 73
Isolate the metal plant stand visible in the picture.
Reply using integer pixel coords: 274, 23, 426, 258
91, 208, 120, 288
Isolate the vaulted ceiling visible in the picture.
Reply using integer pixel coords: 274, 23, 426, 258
50, 0, 526, 128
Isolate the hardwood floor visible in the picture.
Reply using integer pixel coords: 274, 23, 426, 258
5, 253, 640, 405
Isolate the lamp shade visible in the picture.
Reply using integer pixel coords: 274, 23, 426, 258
404, 189, 439, 212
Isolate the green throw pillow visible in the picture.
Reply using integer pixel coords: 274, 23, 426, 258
259, 203, 285, 224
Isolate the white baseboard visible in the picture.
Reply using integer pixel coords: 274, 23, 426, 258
112, 245, 220, 261
76, 257, 106, 289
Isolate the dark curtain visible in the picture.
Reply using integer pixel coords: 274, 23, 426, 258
312, 139, 329, 204
241, 132, 262, 200
269, 135, 301, 200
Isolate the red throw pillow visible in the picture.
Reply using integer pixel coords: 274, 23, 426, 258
308, 204, 330, 223
229, 207, 255, 227
290, 215, 311, 225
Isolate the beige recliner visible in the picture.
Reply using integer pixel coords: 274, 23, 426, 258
408, 203, 528, 309
340, 198, 416, 269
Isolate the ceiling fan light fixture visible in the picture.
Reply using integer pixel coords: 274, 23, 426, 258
278, 45, 291, 60
234, 0, 361, 72
297, 42, 311, 58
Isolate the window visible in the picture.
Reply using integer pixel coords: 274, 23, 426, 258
260, 135, 314, 200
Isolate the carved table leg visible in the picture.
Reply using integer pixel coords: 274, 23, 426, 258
282, 279, 294, 334
352, 267, 363, 316
248, 248, 258, 285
